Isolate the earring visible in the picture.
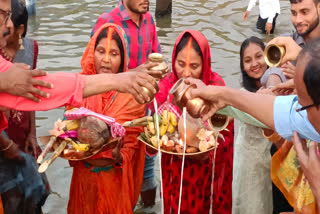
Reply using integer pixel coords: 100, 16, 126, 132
19, 35, 24, 50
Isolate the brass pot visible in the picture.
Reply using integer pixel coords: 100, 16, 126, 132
178, 113, 206, 148
149, 62, 169, 79
169, 78, 208, 118
208, 114, 229, 132
264, 44, 286, 67
148, 53, 169, 79
137, 82, 159, 104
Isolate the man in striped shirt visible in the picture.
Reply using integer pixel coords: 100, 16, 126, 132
92, 0, 162, 70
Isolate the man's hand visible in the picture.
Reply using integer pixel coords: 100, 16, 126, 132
281, 62, 296, 79
160, 62, 171, 79
243, 11, 250, 20
116, 71, 158, 104
272, 79, 296, 96
130, 61, 161, 76
292, 132, 320, 209
0, 63, 53, 102
268, 37, 302, 64
185, 78, 226, 122
265, 22, 273, 35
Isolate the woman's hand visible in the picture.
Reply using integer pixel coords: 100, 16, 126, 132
130, 61, 162, 80
281, 62, 296, 79
25, 133, 38, 158
0, 134, 23, 163
272, 79, 296, 96
292, 132, 320, 210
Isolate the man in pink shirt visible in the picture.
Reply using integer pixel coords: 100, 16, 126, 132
0, 0, 158, 161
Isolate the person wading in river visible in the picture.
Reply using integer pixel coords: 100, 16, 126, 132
92, 0, 168, 209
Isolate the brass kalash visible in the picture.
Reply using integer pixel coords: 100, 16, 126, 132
169, 78, 229, 132
136, 53, 169, 104
264, 44, 286, 67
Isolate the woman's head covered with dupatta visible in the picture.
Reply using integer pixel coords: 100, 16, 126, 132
78, 23, 131, 114
155, 30, 225, 107
171, 30, 224, 85
81, 23, 129, 75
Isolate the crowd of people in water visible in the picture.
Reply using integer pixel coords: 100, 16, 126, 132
0, 0, 320, 213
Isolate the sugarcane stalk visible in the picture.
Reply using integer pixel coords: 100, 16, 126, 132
38, 140, 67, 173
123, 116, 153, 127
37, 135, 56, 164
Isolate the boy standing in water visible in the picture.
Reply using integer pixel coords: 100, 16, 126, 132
243, 0, 280, 34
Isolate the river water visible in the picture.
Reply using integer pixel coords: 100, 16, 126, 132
29, 0, 293, 213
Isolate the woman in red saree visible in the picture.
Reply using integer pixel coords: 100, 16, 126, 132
153, 30, 234, 213
67, 23, 145, 214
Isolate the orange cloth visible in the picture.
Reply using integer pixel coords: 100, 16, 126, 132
0, 195, 3, 214
67, 23, 145, 214
267, 132, 319, 214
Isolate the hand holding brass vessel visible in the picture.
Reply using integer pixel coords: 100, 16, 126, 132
169, 78, 208, 118
170, 78, 230, 132
137, 82, 159, 104
148, 53, 169, 80
264, 44, 286, 67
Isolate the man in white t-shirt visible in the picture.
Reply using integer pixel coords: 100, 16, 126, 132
243, 0, 280, 34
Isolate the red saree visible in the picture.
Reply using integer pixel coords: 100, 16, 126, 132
155, 30, 234, 214
67, 24, 145, 214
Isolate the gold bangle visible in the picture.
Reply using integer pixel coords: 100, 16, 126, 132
0, 140, 14, 152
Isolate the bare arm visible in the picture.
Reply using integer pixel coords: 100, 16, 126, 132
83, 71, 157, 104
266, 74, 282, 88
217, 87, 276, 129
185, 78, 276, 129
0, 71, 157, 111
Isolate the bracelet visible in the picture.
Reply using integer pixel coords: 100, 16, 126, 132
0, 140, 14, 152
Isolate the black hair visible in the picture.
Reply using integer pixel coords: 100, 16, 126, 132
289, 0, 319, 5
11, 0, 28, 37
298, 38, 320, 107
240, 36, 265, 92
175, 32, 203, 61
95, 28, 125, 73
